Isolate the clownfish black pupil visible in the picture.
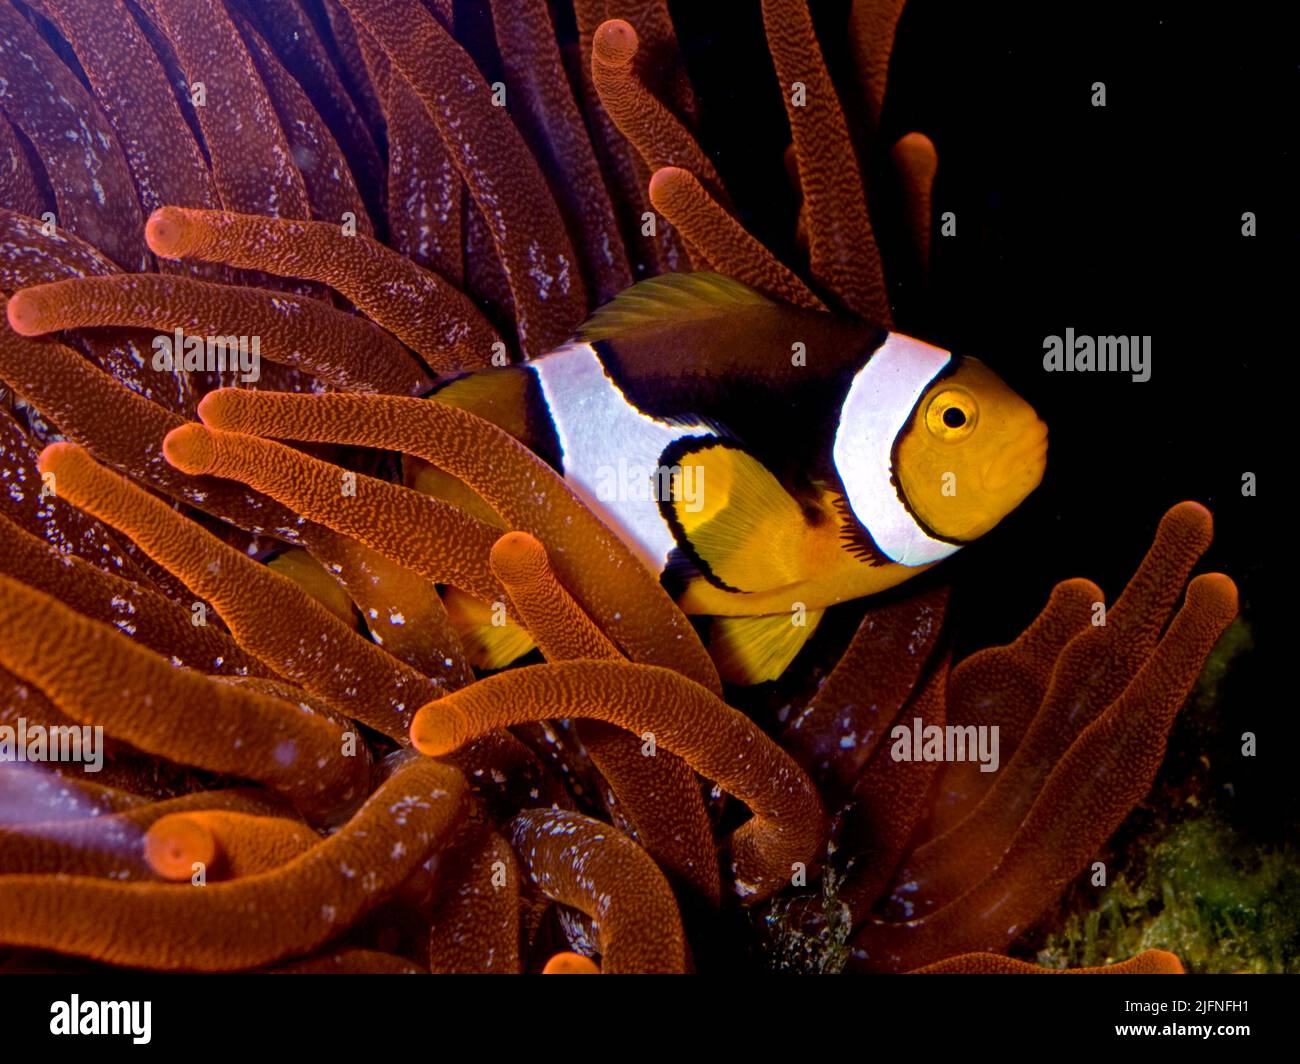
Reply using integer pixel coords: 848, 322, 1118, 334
942, 407, 967, 428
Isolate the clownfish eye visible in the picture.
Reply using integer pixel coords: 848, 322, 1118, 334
925, 389, 978, 439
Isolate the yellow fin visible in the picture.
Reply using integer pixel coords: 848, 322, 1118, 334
667, 441, 808, 592
442, 587, 536, 671
710, 608, 825, 684
404, 457, 505, 528
266, 549, 355, 627
430, 368, 531, 441
575, 272, 772, 342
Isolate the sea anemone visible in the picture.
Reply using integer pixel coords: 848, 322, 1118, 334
0, 0, 1241, 974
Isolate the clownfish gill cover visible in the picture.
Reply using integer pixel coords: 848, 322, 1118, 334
0, 0, 1288, 1044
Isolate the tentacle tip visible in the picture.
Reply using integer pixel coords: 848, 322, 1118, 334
593, 18, 638, 64
542, 951, 600, 975
409, 703, 468, 757
144, 206, 196, 258
1186, 572, 1239, 618
163, 423, 217, 475
1056, 576, 1105, 599
489, 530, 545, 575
1140, 949, 1186, 974
1163, 499, 1214, 536
893, 131, 938, 158
5, 288, 50, 336
648, 166, 688, 200
144, 814, 218, 881
35, 440, 80, 478
195, 388, 239, 429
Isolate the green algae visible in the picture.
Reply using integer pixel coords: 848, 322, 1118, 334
1036, 814, 1299, 973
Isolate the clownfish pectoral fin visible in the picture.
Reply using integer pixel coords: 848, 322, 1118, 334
574, 271, 772, 342
662, 439, 808, 593
710, 608, 826, 685
442, 587, 536, 671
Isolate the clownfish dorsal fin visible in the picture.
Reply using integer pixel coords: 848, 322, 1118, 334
661, 439, 808, 593
710, 609, 826, 685
574, 272, 773, 342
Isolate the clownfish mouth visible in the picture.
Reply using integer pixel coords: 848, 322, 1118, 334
982, 419, 1050, 495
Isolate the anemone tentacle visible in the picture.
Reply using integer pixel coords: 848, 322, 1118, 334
892, 133, 939, 272
784, 586, 948, 790
143, 0, 311, 222
912, 950, 1185, 975
0, 575, 370, 823
507, 808, 688, 974
542, 951, 601, 975
852, 572, 1238, 971
490, 530, 721, 905
838, 653, 950, 919
0, 3, 146, 270
647, 167, 826, 309
162, 423, 506, 606
923, 577, 1102, 838
145, 207, 499, 371
0, 756, 465, 970
0, 508, 264, 678
489, 0, 633, 303
761, 0, 889, 321
144, 810, 321, 881
892, 504, 1216, 917
6, 274, 431, 396
0, 789, 292, 879
38, 442, 435, 738
411, 659, 825, 903
270, 949, 426, 974
427, 825, 522, 974
591, 20, 727, 205
338, 0, 587, 356
193, 388, 722, 692
353, 18, 462, 280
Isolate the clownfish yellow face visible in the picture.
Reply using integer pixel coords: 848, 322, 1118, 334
895, 356, 1047, 544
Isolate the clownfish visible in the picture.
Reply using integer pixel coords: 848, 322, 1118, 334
418, 273, 1047, 683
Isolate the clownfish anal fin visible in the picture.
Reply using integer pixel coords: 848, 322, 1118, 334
659, 438, 809, 594
710, 609, 826, 685
574, 272, 772, 342
442, 588, 536, 671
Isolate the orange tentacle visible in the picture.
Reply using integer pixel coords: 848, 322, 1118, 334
145, 207, 498, 373
508, 808, 687, 973
648, 167, 825, 309
39, 442, 435, 739
411, 660, 824, 903
194, 389, 721, 694
0, 756, 465, 970
489, 531, 721, 905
